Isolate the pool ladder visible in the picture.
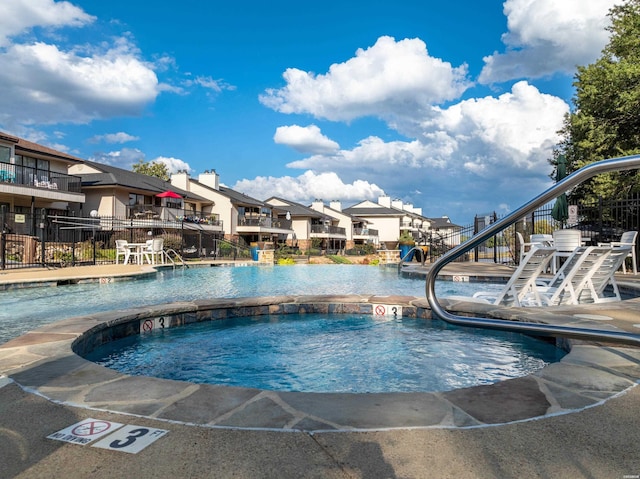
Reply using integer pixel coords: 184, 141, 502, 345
163, 248, 187, 268
425, 154, 640, 347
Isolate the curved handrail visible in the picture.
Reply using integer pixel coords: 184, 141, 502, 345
425, 154, 640, 346
397, 245, 427, 272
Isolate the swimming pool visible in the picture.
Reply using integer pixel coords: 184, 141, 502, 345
0, 264, 504, 344
85, 312, 564, 393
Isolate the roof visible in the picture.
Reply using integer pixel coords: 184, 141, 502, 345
343, 205, 405, 217
78, 160, 210, 202
265, 197, 328, 219
219, 186, 266, 207
0, 131, 84, 164
428, 216, 461, 229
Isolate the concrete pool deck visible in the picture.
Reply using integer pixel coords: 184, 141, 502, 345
1, 262, 640, 478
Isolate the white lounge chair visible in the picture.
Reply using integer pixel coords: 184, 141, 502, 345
536, 245, 629, 305
599, 230, 637, 274
472, 246, 556, 306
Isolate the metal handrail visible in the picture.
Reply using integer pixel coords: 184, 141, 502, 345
397, 245, 427, 272
425, 154, 640, 346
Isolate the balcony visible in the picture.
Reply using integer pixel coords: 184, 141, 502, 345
311, 224, 346, 236
127, 205, 222, 228
353, 227, 378, 237
0, 164, 82, 193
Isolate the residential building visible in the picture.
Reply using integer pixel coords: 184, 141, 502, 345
67, 160, 221, 234
0, 131, 85, 231
171, 171, 293, 247
344, 196, 434, 249
265, 197, 347, 252
308, 199, 379, 249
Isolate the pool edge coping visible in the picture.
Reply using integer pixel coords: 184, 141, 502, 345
2, 294, 640, 433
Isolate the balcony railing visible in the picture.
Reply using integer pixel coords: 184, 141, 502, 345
353, 227, 378, 236
311, 224, 346, 235
127, 205, 222, 226
238, 216, 271, 227
0, 164, 82, 193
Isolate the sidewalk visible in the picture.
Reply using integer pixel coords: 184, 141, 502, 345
1, 262, 640, 478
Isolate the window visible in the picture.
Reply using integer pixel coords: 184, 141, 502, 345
0, 145, 10, 164
129, 193, 145, 206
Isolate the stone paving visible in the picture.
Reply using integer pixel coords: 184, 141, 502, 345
1, 262, 640, 478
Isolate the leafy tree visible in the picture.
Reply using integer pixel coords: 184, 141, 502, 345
132, 159, 170, 181
554, 0, 640, 202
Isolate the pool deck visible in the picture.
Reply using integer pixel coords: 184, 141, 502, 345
1, 262, 640, 478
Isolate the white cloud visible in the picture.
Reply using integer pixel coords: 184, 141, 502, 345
0, 39, 159, 127
89, 150, 192, 175
0, 0, 94, 47
232, 170, 384, 203
260, 36, 472, 122
89, 148, 144, 169
153, 156, 193, 174
479, 0, 617, 83
274, 125, 340, 154
89, 132, 139, 144
275, 82, 569, 220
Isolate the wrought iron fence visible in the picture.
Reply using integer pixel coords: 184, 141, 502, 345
2, 194, 639, 269
0, 209, 242, 269
420, 195, 640, 266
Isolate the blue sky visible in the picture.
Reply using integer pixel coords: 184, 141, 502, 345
0, 0, 619, 224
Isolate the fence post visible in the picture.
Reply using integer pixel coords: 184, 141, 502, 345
40, 208, 47, 266
473, 215, 479, 262
0, 205, 6, 270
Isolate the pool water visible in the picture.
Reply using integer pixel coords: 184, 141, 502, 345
85, 313, 565, 393
0, 265, 503, 344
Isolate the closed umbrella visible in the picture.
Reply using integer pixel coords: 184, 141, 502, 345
551, 155, 569, 223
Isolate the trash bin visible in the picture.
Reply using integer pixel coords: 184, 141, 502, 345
399, 244, 414, 261
250, 242, 259, 261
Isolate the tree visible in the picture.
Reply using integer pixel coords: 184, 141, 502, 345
554, 0, 640, 202
132, 159, 170, 181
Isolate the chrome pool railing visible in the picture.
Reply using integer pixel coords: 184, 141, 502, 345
425, 154, 640, 347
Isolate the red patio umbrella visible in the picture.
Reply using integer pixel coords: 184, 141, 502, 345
156, 191, 182, 199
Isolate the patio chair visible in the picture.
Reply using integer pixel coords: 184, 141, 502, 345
516, 232, 537, 264
144, 238, 165, 265
551, 229, 583, 274
472, 246, 556, 306
599, 230, 637, 274
536, 246, 627, 305
115, 240, 131, 264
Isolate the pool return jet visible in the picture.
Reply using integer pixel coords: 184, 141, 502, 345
426, 154, 640, 347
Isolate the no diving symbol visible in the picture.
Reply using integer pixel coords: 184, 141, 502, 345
142, 319, 154, 333
72, 420, 112, 437
375, 305, 386, 316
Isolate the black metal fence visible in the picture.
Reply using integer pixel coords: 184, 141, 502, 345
2, 194, 639, 269
419, 193, 640, 266
0, 209, 250, 269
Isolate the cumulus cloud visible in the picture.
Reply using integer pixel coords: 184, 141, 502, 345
271, 81, 569, 218
260, 36, 472, 122
89, 148, 145, 169
479, 0, 616, 83
274, 125, 340, 154
0, 39, 160, 127
232, 170, 384, 204
153, 156, 193, 174
89, 149, 192, 175
0, 0, 94, 47
89, 132, 139, 144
